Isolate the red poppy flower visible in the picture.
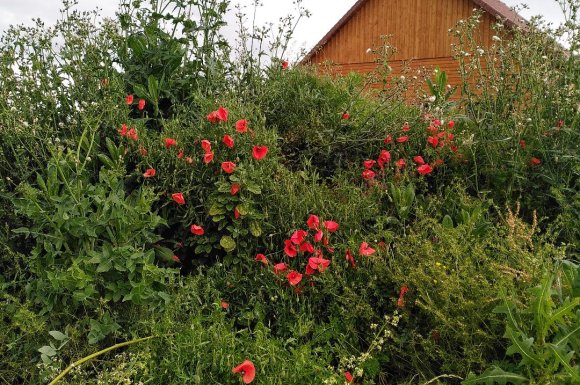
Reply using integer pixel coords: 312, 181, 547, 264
234, 208, 241, 219
232, 360, 256, 384
307, 256, 331, 273
519, 139, 526, 149
359, 242, 376, 256
236, 119, 248, 133
171, 255, 180, 263
306, 214, 320, 229
363, 159, 376, 169
221, 161, 236, 174
186, 157, 194, 164
362, 169, 376, 180
221, 300, 229, 309
417, 164, 433, 175
437, 131, 446, 139
118, 124, 128, 137
313, 230, 323, 243
126, 95, 134, 105
427, 136, 439, 148
284, 240, 298, 257
143, 168, 156, 178
396, 135, 409, 143
427, 125, 438, 135
446, 132, 454, 141
290, 229, 308, 245
345, 250, 356, 268
413, 155, 425, 165
378, 150, 391, 169
432, 119, 441, 127
274, 262, 288, 275
396, 158, 405, 169
252, 146, 269, 160
299, 242, 315, 253
207, 111, 219, 123
190, 224, 204, 235
287, 270, 303, 286
203, 152, 214, 164
230, 183, 240, 196
345, 371, 354, 383
216, 106, 228, 122
172, 192, 185, 205
164, 138, 177, 149
397, 285, 409, 308
255, 253, 268, 265
323, 220, 339, 233
447, 120, 455, 129
384, 135, 393, 144
450, 144, 458, 153
138, 99, 146, 110
177, 149, 184, 159
223, 134, 234, 149
281, 60, 289, 69
342, 112, 350, 120
530, 157, 541, 166
401, 122, 410, 132
201, 139, 212, 153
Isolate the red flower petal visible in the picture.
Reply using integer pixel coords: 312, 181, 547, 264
341, 112, 350, 120
284, 240, 298, 257
313, 230, 323, 243
201, 139, 212, 153
230, 183, 240, 196
363, 159, 376, 169
417, 164, 433, 175
306, 214, 320, 229
362, 169, 376, 180
323, 220, 339, 233
286, 270, 303, 286
413, 155, 425, 165
203, 152, 214, 164
126, 95, 134, 105
138, 99, 146, 110
274, 262, 288, 275
221, 161, 236, 174
232, 360, 256, 384
252, 145, 269, 160
223, 134, 234, 149
164, 138, 177, 148
143, 168, 156, 178
359, 242, 376, 256
171, 192, 185, 205
190, 224, 204, 235
396, 135, 409, 143
255, 253, 268, 265
345, 371, 354, 383
236, 119, 248, 133
290, 229, 307, 245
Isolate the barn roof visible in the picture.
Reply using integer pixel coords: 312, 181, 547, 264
300, 0, 527, 63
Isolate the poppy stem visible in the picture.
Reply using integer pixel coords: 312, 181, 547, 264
47, 336, 156, 385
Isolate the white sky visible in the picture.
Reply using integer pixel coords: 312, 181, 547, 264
0, 0, 568, 60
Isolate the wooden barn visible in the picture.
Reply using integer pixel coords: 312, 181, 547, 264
300, 0, 527, 92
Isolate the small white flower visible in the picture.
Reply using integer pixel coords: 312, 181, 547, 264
400, 75, 405, 81
492, 35, 501, 42
428, 96, 436, 103
366, 48, 372, 54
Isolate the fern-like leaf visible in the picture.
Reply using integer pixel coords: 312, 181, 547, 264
462, 366, 528, 385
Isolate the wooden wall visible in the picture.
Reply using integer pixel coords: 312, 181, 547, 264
308, 0, 497, 65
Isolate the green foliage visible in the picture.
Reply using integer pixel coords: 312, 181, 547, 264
465, 261, 580, 384
12, 139, 172, 313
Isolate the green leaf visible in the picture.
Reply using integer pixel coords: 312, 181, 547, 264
504, 326, 542, 366
249, 221, 262, 237
531, 274, 555, 340
462, 367, 528, 385
245, 182, 261, 195
49, 331, 68, 341
547, 343, 579, 381
543, 297, 580, 337
209, 204, 226, 216
38, 345, 57, 357
220, 236, 236, 252
442, 215, 454, 228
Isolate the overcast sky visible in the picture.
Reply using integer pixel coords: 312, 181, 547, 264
0, 0, 568, 59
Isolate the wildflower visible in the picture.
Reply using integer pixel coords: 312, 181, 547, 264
342, 112, 350, 120
378, 150, 391, 169
171, 255, 180, 263
519, 139, 526, 149
255, 254, 268, 265
417, 164, 433, 175
176, 150, 184, 159
274, 262, 288, 275
143, 168, 156, 178
221, 161, 236, 174
252, 146, 269, 160
290, 229, 308, 245
223, 134, 234, 149
164, 138, 177, 148
345, 371, 354, 383
281, 60, 289, 69
313, 230, 323, 243
126, 95, 134, 105
138, 99, 146, 110
287, 270, 303, 286
323, 220, 339, 233
362, 169, 376, 180
284, 240, 298, 257
359, 242, 376, 256
201, 139, 212, 153
234, 208, 241, 219
190, 224, 204, 235
306, 214, 320, 229
363, 160, 376, 169
530, 157, 541, 166
401, 122, 410, 131
216, 106, 228, 121
230, 183, 240, 196
299, 242, 315, 253
171, 192, 185, 205
307, 256, 331, 274
220, 300, 229, 309
236, 119, 248, 133
396, 135, 409, 143
447, 120, 455, 129
384, 135, 393, 144
397, 285, 409, 308
345, 250, 356, 268
118, 124, 129, 137
203, 152, 214, 164
427, 136, 439, 147
232, 360, 256, 384
413, 155, 425, 165
395, 158, 405, 169
186, 157, 194, 164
